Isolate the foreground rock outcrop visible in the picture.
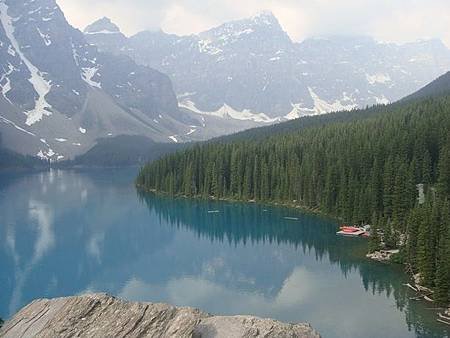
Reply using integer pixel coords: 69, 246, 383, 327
0, 294, 320, 338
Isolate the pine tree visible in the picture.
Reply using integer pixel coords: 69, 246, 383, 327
368, 224, 382, 253
434, 200, 450, 304
437, 142, 450, 198
417, 204, 434, 287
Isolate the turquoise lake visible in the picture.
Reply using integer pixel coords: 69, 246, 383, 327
0, 168, 449, 338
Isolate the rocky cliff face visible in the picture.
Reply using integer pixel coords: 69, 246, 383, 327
1, 0, 252, 161
0, 293, 320, 338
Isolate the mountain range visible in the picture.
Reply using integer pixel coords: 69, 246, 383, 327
0, 0, 178, 160
86, 14, 450, 121
1, 0, 450, 162
0, 0, 263, 161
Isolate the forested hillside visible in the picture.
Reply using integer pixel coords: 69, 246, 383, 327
403, 71, 450, 101
137, 94, 450, 304
0, 133, 46, 170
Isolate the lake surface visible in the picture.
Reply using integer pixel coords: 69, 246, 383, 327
0, 168, 449, 338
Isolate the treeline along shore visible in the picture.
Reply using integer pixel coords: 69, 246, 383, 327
136, 93, 450, 306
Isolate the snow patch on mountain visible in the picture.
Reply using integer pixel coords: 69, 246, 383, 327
81, 67, 101, 88
7, 44, 15, 56
37, 148, 57, 160
37, 27, 51, 46
375, 95, 390, 105
284, 103, 312, 120
1, 75, 11, 98
0, 2, 53, 126
169, 135, 178, 143
285, 88, 358, 120
186, 128, 196, 135
0, 115, 36, 137
366, 73, 391, 85
180, 100, 278, 123
309, 87, 357, 113
71, 41, 80, 66
0, 62, 15, 101
198, 39, 222, 55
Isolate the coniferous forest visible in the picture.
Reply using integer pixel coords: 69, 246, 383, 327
0, 133, 46, 170
137, 94, 450, 305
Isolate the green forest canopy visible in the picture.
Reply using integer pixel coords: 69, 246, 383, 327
137, 93, 450, 304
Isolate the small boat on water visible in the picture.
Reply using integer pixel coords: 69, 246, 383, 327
284, 217, 299, 221
337, 225, 370, 237
207, 210, 220, 214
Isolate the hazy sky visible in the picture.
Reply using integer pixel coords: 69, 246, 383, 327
56, 0, 450, 46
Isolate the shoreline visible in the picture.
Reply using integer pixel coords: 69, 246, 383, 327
135, 185, 340, 223
136, 185, 450, 313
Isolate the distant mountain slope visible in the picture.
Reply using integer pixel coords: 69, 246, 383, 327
86, 14, 450, 122
403, 71, 450, 101
0, 132, 45, 169
69, 135, 184, 167
0, 0, 186, 161
0, 0, 262, 162
0, 147, 44, 169
210, 70, 450, 143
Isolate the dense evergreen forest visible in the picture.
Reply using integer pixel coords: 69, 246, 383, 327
137, 94, 450, 304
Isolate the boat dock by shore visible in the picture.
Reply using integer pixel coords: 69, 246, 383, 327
336, 225, 370, 237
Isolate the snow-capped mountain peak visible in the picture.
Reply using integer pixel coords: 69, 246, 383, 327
203, 10, 286, 38
194, 11, 291, 57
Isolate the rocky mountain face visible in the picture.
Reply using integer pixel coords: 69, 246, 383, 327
0, 293, 320, 338
2, 3, 450, 161
86, 12, 450, 121
0, 0, 259, 161
84, 17, 128, 54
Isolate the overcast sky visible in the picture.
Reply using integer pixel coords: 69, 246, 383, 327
56, 0, 450, 47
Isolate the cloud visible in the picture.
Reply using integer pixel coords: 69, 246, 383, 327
56, 0, 450, 47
